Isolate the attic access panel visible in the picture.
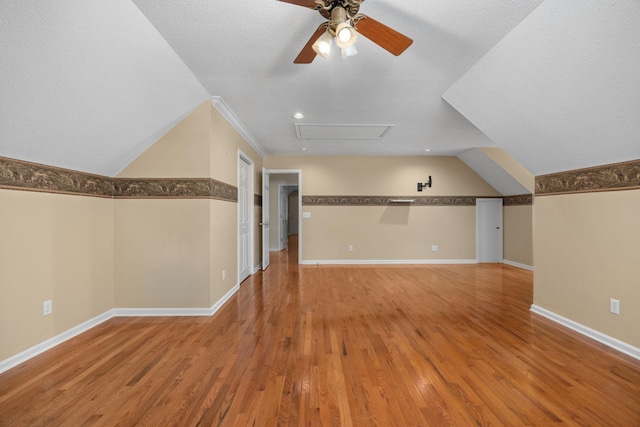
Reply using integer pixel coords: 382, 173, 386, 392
295, 123, 395, 140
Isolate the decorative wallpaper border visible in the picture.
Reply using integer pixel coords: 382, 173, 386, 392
210, 180, 238, 202
302, 195, 490, 206
20, 154, 638, 203
302, 195, 535, 206
0, 157, 239, 202
536, 159, 640, 196
503, 194, 533, 206
0, 157, 113, 198
113, 178, 237, 202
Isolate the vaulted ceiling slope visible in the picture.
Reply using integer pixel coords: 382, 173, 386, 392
444, 0, 640, 176
0, 1, 210, 176
459, 148, 532, 196
3, 1, 637, 180
131, 0, 543, 158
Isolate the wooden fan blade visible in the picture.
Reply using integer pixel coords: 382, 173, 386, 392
278, 0, 318, 8
356, 15, 413, 56
294, 24, 326, 64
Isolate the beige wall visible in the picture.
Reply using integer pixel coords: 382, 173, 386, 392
114, 199, 211, 308
475, 148, 534, 267
211, 107, 264, 274
0, 190, 114, 360
265, 156, 500, 196
504, 205, 533, 267
480, 147, 535, 193
119, 102, 212, 178
211, 108, 263, 187
114, 101, 265, 308
1, 100, 266, 363
264, 156, 499, 262
534, 189, 640, 347
303, 205, 477, 261
115, 101, 214, 308
210, 200, 238, 302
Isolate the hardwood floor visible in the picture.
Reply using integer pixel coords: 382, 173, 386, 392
1, 237, 639, 426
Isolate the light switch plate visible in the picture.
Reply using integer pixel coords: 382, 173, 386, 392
303, 212, 311, 219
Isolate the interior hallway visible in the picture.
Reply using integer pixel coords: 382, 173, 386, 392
1, 236, 639, 425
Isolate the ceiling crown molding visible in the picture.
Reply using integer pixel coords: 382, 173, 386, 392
211, 96, 267, 158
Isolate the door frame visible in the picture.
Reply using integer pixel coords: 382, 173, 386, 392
278, 184, 298, 250
238, 150, 254, 281
278, 184, 288, 251
264, 169, 302, 264
262, 168, 270, 270
476, 198, 503, 263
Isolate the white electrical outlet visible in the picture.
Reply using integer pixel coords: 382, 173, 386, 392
610, 298, 620, 315
43, 300, 52, 316
222, 270, 226, 280
432, 245, 439, 252
348, 245, 353, 252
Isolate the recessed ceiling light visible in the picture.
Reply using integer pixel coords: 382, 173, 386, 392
292, 112, 304, 119
424, 149, 432, 152
300, 147, 308, 151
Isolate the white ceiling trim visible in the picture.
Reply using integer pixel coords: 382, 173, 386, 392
211, 96, 266, 159
295, 124, 395, 140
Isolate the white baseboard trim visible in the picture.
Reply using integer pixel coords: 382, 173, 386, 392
503, 259, 534, 271
252, 264, 262, 274
114, 283, 240, 317
0, 310, 114, 374
0, 284, 241, 374
210, 283, 240, 315
113, 307, 215, 317
300, 259, 477, 266
530, 305, 640, 361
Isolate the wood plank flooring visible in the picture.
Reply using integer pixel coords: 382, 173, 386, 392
1, 236, 639, 426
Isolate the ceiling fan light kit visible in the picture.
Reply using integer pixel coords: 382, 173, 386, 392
310, 6, 357, 59
340, 44, 357, 59
312, 30, 333, 58
282, 0, 413, 64
335, 22, 357, 48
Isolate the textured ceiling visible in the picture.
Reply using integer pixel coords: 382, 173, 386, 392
2, 1, 639, 180
131, 0, 543, 158
0, 0, 209, 176
443, 0, 640, 175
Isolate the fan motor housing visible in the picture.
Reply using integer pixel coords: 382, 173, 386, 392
318, 0, 361, 20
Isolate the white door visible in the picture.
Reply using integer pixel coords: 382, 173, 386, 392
262, 168, 270, 270
238, 156, 251, 283
280, 188, 288, 250
476, 198, 503, 263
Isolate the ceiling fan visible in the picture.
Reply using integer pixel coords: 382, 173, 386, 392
279, 0, 413, 63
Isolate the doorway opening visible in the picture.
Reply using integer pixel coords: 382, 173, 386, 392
278, 184, 299, 251
262, 169, 302, 269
